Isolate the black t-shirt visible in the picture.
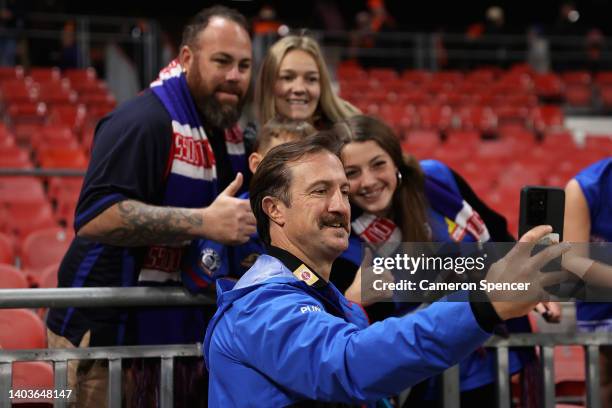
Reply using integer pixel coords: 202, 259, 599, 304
47, 91, 240, 346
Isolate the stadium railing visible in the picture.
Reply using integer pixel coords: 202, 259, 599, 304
1, 287, 611, 407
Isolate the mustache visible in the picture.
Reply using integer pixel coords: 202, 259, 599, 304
318, 214, 349, 232
215, 84, 243, 98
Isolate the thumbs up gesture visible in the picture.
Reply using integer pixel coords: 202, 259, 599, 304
201, 173, 257, 245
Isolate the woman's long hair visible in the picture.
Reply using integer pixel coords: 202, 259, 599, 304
254, 35, 360, 126
335, 115, 430, 242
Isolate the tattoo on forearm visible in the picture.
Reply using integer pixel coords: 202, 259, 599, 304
105, 200, 203, 246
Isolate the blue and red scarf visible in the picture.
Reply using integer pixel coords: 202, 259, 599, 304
138, 59, 247, 284
352, 174, 490, 248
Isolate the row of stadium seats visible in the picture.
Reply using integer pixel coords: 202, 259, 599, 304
337, 64, 612, 111
0, 175, 81, 237
0, 66, 115, 152
358, 103, 566, 137
0, 123, 91, 169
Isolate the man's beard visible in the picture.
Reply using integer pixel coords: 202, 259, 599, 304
188, 70, 245, 129
197, 93, 244, 129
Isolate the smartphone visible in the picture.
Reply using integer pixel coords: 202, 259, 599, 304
519, 186, 565, 275
518, 186, 565, 241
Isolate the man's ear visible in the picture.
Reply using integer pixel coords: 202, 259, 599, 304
248, 152, 263, 174
262, 196, 285, 227
179, 45, 193, 75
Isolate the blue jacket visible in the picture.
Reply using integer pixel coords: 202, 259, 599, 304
204, 253, 493, 406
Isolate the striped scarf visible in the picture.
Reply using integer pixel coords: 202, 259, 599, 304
138, 59, 247, 284
352, 174, 490, 247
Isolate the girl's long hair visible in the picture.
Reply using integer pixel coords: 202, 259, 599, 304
335, 115, 430, 242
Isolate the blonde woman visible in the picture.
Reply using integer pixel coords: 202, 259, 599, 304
254, 34, 359, 128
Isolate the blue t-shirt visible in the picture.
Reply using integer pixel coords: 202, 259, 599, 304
574, 158, 612, 322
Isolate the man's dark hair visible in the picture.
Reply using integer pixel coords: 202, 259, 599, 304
181, 5, 249, 48
250, 130, 343, 245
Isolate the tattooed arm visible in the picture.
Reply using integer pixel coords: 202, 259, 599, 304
78, 173, 257, 246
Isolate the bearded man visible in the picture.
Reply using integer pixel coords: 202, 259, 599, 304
46, 6, 256, 406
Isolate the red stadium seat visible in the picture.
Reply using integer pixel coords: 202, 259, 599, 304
0, 130, 15, 149
6, 101, 47, 130
21, 227, 72, 283
0, 263, 27, 288
498, 127, 537, 147
0, 145, 32, 168
504, 93, 538, 108
562, 71, 591, 86
445, 130, 481, 147
541, 130, 576, 150
455, 83, 489, 100
364, 89, 391, 104
71, 79, 109, 97
484, 187, 521, 235
78, 92, 116, 108
28, 67, 61, 83
431, 146, 472, 174
11, 361, 55, 404
457, 105, 497, 135
336, 64, 367, 81
0, 65, 24, 81
417, 105, 454, 132
564, 85, 592, 107
31, 125, 79, 153
0, 309, 46, 349
37, 146, 88, 169
401, 69, 430, 85
555, 345, 585, 400
0, 232, 14, 264
431, 70, 463, 86
584, 135, 612, 153
368, 68, 398, 82
402, 130, 440, 158
397, 90, 430, 106
55, 194, 78, 229
497, 71, 533, 92
494, 105, 530, 126
435, 91, 467, 107
595, 71, 612, 87
35, 81, 78, 106
531, 105, 564, 133
476, 139, 516, 161
63, 67, 97, 83
533, 73, 564, 102
38, 263, 59, 289
49, 104, 87, 133
48, 177, 83, 204
0, 80, 36, 106
0, 177, 46, 206
378, 105, 417, 135
2, 200, 57, 242
600, 86, 612, 110
424, 81, 453, 95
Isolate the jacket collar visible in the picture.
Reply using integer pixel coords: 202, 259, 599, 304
267, 246, 328, 289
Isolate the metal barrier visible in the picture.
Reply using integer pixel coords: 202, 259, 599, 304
0, 287, 212, 408
1, 288, 611, 407
0, 344, 201, 408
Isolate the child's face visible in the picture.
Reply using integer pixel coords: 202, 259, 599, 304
249, 132, 298, 173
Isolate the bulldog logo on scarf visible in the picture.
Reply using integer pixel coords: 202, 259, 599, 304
199, 248, 221, 277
